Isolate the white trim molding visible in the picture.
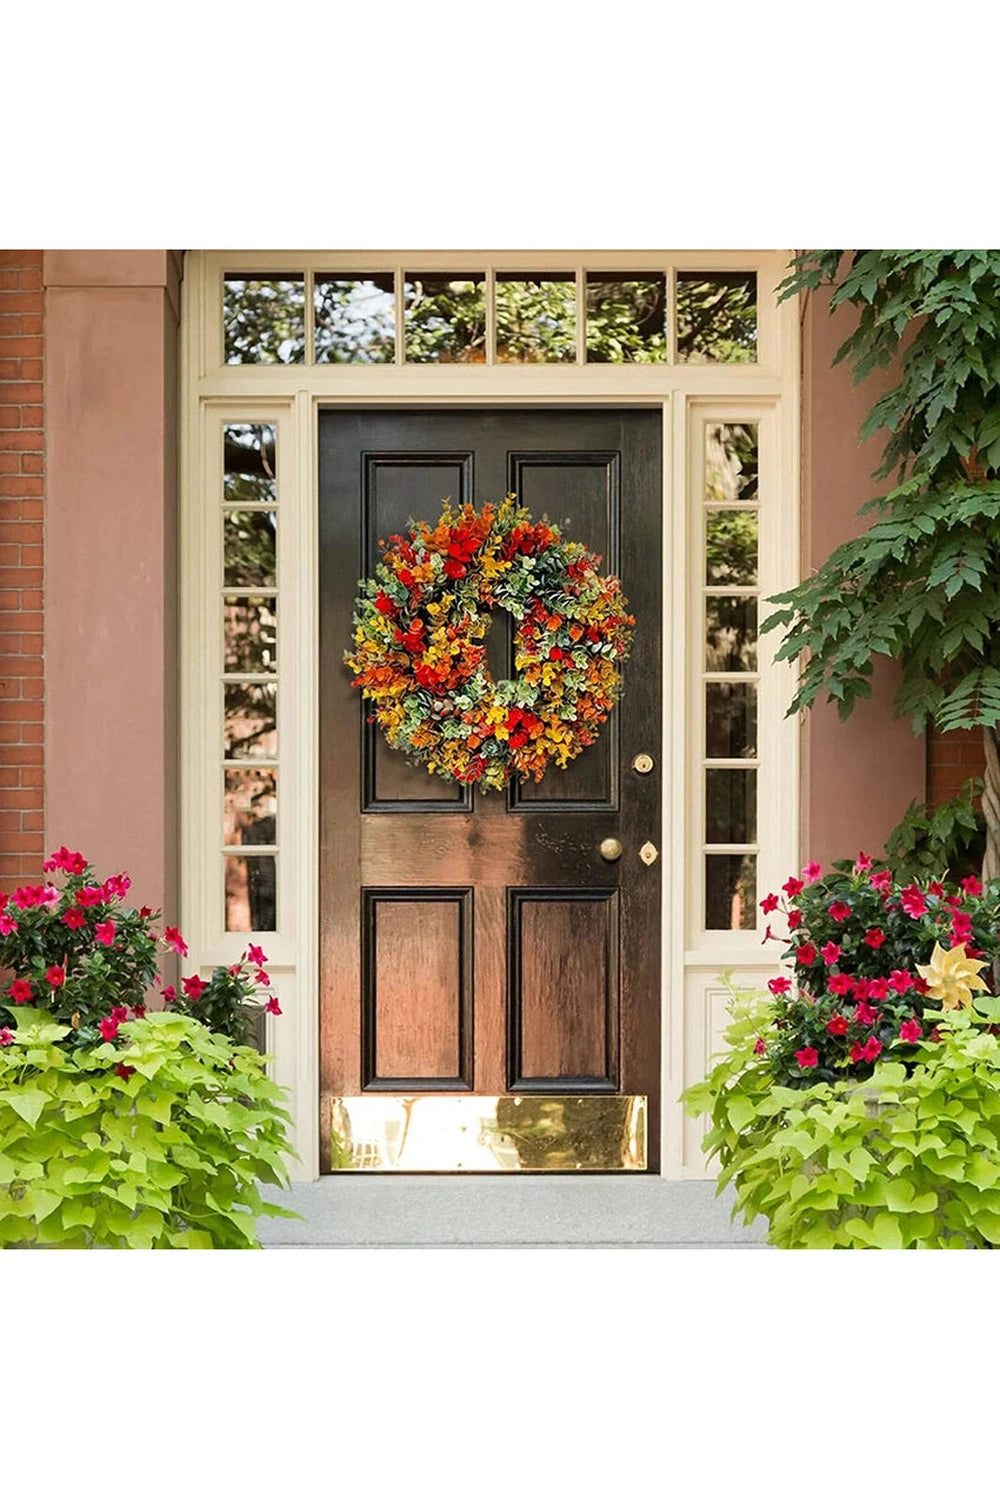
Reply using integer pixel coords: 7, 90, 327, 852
180, 250, 800, 1181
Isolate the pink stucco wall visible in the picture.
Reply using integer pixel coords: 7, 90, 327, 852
43, 251, 180, 920
800, 284, 926, 869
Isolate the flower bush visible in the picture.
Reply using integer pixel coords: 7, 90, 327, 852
0, 1008, 295, 1248
756, 855, 1000, 1086
0, 846, 281, 1047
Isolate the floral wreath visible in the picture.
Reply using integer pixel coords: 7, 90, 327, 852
345, 496, 635, 789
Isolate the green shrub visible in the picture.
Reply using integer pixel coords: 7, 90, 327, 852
683, 985, 1000, 1248
0, 1008, 297, 1248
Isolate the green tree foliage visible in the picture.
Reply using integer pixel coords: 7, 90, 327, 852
764, 251, 1000, 878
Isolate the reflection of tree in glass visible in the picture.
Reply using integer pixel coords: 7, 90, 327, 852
225, 768, 277, 845
677, 273, 757, 363
495, 278, 576, 362
224, 511, 276, 590
314, 277, 395, 363
224, 425, 276, 504
224, 682, 277, 759
224, 599, 277, 674
405, 276, 486, 362
706, 422, 758, 503
706, 511, 758, 586
706, 853, 757, 930
706, 683, 757, 757
224, 278, 305, 364
586, 277, 667, 362
706, 597, 757, 673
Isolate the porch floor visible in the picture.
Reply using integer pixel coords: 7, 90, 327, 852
256, 1176, 768, 1248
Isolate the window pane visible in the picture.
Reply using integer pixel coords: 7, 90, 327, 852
404, 274, 486, 363
706, 683, 757, 758
495, 275, 576, 363
226, 855, 277, 932
224, 767, 277, 846
705, 422, 758, 503
224, 275, 305, 365
676, 272, 757, 364
585, 274, 667, 363
706, 854, 757, 930
224, 597, 277, 674
706, 768, 757, 844
224, 424, 276, 505
224, 682, 277, 759
706, 511, 758, 586
706, 596, 757, 672
314, 275, 395, 363
224, 510, 276, 590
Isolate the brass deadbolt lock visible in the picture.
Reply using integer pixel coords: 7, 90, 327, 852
632, 753, 655, 775
639, 841, 659, 866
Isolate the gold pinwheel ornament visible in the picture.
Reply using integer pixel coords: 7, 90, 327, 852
915, 942, 990, 1011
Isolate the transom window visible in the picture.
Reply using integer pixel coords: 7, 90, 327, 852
221, 265, 758, 367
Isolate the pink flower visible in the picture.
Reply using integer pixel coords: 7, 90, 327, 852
802, 862, 822, 883
782, 876, 804, 898
849, 1041, 866, 1064
44, 846, 87, 875
828, 901, 851, 923
264, 996, 282, 1016
161, 985, 176, 1004
900, 884, 927, 918
853, 1001, 878, 1027
829, 972, 854, 996
8, 979, 32, 1005
45, 965, 66, 988
869, 869, 892, 892
862, 1036, 882, 1063
247, 943, 269, 967
867, 978, 889, 1001
0, 912, 18, 936
853, 977, 871, 1000
889, 969, 914, 994
0, 1027, 13, 1046
863, 927, 886, 949
899, 1019, 922, 1044
826, 1014, 848, 1036
63, 908, 86, 930
951, 911, 974, 940
961, 875, 983, 897
164, 925, 188, 957
854, 852, 873, 872
753, 1036, 765, 1056
760, 893, 780, 915
40, 885, 60, 906
182, 974, 207, 1001
796, 943, 817, 966
795, 1047, 819, 1069
254, 969, 271, 987
101, 873, 132, 901
75, 886, 104, 908
95, 920, 116, 947
820, 942, 841, 965
98, 1017, 119, 1042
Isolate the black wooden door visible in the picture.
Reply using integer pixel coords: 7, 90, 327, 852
319, 408, 662, 1169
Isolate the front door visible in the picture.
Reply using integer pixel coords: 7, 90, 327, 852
319, 408, 662, 1170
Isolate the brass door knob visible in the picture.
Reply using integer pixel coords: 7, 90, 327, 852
599, 837, 623, 862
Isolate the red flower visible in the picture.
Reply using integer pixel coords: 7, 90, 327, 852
132, 1004, 146, 1019
787, 910, 803, 931
853, 977, 870, 1000
98, 1017, 119, 1042
548, 647, 564, 661
863, 927, 886, 949
247, 944, 268, 966
62, 908, 86, 930
115, 1064, 135, 1080
900, 884, 927, 918
826, 1014, 848, 1036
794, 1047, 819, 1069
820, 942, 841, 965
768, 976, 792, 996
760, 893, 780, 915
164, 925, 188, 957
961, 875, 983, 896
867, 977, 889, 1001
0, 1028, 13, 1046
828, 901, 851, 923
869, 868, 892, 892
899, 1019, 922, 1044
182, 974, 207, 1001
0, 912, 17, 936
443, 558, 466, 579
374, 591, 395, 615
8, 979, 32, 1005
753, 1036, 766, 1056
802, 861, 822, 882
110, 1006, 129, 1025
139, 906, 153, 919
889, 969, 914, 994
74, 885, 104, 907
853, 851, 873, 872
264, 996, 282, 1016
795, 943, 817, 966
849, 1041, 866, 1064
254, 969, 271, 987
853, 1001, 878, 1027
928, 880, 944, 899
95, 919, 116, 947
828, 972, 854, 996
161, 985, 176, 1004
45, 965, 66, 988
862, 1036, 882, 1063
782, 876, 804, 898
101, 873, 131, 901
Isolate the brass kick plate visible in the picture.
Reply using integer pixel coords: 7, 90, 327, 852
329, 1095, 647, 1171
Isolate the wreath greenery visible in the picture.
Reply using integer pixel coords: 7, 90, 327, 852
345, 496, 635, 790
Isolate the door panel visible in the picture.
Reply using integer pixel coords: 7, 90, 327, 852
319, 408, 662, 1170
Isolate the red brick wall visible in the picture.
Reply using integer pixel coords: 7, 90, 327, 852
0, 250, 44, 884
927, 726, 985, 809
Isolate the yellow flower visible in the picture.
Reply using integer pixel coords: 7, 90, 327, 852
915, 942, 990, 1011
